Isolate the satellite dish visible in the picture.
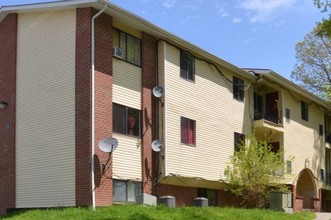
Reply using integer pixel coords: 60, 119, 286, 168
98, 137, 118, 153
151, 139, 163, 152
153, 86, 164, 98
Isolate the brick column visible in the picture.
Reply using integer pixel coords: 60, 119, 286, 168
75, 7, 113, 207
94, 12, 113, 207
75, 7, 93, 206
141, 32, 157, 194
0, 14, 17, 216
313, 188, 322, 212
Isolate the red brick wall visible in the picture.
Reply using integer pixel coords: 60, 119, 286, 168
217, 190, 242, 207
313, 189, 322, 212
93, 11, 113, 207
292, 185, 304, 212
141, 32, 157, 194
75, 7, 93, 206
0, 14, 17, 216
75, 7, 113, 207
156, 184, 197, 207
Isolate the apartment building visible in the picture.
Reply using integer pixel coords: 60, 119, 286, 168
245, 68, 331, 212
0, 0, 331, 215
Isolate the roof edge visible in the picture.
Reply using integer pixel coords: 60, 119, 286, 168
243, 68, 331, 111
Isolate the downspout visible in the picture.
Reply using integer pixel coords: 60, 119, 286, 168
91, 4, 108, 211
163, 41, 168, 176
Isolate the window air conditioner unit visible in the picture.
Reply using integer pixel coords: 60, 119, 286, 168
113, 47, 124, 59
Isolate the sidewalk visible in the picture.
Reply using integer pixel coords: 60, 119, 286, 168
314, 212, 331, 220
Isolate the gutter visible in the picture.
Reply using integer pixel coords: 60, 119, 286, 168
91, 4, 108, 211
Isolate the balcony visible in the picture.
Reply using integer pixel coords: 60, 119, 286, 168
326, 133, 331, 144
253, 117, 283, 134
254, 110, 282, 125
253, 91, 284, 133
325, 172, 331, 186
325, 115, 331, 144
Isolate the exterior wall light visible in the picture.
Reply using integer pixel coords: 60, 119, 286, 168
305, 158, 310, 168
0, 101, 8, 109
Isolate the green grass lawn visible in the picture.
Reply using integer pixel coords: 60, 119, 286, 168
2, 205, 315, 220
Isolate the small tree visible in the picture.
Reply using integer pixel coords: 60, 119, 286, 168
224, 135, 290, 208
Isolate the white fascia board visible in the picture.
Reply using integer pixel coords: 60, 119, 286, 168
245, 68, 331, 112
0, 0, 255, 82
103, 1, 256, 81
0, 0, 98, 12
0, 0, 99, 22
268, 71, 331, 111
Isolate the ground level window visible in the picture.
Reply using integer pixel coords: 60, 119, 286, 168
197, 188, 217, 206
268, 142, 280, 153
234, 132, 245, 152
113, 180, 142, 203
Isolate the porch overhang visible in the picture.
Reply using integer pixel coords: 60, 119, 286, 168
159, 173, 226, 190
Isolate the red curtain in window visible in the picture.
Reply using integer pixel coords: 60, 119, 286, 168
181, 117, 188, 143
187, 120, 195, 145
181, 117, 196, 145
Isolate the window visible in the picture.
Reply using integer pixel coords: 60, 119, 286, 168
113, 180, 141, 203
319, 124, 324, 136
253, 93, 263, 120
286, 161, 292, 174
180, 51, 195, 81
326, 149, 331, 185
321, 169, 325, 181
285, 108, 290, 122
301, 101, 309, 121
181, 117, 196, 145
233, 76, 244, 101
113, 29, 141, 66
197, 188, 217, 206
113, 103, 141, 137
268, 142, 280, 154
234, 132, 245, 152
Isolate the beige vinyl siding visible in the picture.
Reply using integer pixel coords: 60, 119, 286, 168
112, 45, 142, 180
283, 91, 325, 183
164, 44, 252, 181
113, 20, 141, 38
112, 134, 142, 180
113, 59, 142, 109
16, 10, 75, 207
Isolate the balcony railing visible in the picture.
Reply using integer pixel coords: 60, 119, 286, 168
325, 172, 331, 185
254, 110, 282, 125
326, 133, 331, 144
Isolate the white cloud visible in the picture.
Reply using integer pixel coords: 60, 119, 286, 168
180, 15, 192, 24
243, 38, 253, 44
218, 7, 229, 17
240, 0, 296, 23
162, 0, 176, 9
273, 19, 286, 28
232, 17, 242, 23
184, 4, 198, 10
